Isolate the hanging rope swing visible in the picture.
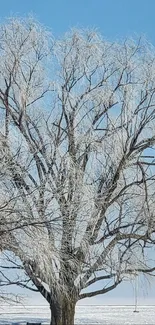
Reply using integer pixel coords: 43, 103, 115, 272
133, 276, 139, 313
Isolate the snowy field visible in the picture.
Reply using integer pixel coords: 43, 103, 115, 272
0, 305, 155, 324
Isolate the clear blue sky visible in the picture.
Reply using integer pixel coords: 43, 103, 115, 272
1, 0, 155, 306
0, 0, 155, 44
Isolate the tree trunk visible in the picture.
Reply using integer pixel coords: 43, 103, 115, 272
50, 297, 76, 325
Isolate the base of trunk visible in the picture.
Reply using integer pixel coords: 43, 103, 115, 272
50, 299, 76, 325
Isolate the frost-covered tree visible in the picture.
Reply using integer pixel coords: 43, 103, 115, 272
1, 17, 155, 325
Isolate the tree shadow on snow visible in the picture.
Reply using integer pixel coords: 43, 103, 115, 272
0, 318, 49, 325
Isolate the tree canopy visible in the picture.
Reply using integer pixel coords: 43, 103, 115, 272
1, 17, 155, 325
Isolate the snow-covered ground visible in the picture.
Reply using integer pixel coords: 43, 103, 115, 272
0, 305, 155, 324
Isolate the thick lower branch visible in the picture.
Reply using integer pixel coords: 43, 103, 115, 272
23, 261, 51, 303
79, 280, 122, 299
